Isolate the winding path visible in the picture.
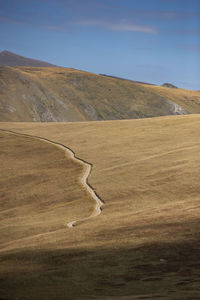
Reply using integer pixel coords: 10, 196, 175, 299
0, 128, 104, 228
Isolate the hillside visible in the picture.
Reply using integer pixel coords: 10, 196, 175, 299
1, 115, 200, 299
0, 50, 57, 67
1, 66, 200, 122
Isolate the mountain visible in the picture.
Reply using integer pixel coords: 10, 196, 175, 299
0, 65, 200, 122
0, 50, 57, 67
162, 83, 178, 89
99, 73, 156, 85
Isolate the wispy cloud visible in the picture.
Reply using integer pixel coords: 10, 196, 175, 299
183, 45, 200, 51
0, 13, 158, 35
174, 29, 200, 35
0, 15, 27, 26
73, 20, 158, 34
137, 10, 200, 20
40, 24, 62, 31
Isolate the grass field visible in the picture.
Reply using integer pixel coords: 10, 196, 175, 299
1, 115, 200, 299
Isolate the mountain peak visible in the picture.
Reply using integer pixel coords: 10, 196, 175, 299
1, 50, 20, 55
0, 50, 57, 67
162, 83, 178, 89
1, 50, 11, 53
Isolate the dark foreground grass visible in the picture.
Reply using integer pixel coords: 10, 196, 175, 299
1, 237, 200, 300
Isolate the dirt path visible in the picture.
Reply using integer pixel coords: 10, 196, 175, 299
0, 129, 104, 228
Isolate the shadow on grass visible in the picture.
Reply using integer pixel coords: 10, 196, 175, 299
1, 236, 200, 300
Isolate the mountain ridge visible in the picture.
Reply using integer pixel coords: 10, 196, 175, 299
0, 50, 57, 67
0, 65, 199, 122
0, 51, 199, 122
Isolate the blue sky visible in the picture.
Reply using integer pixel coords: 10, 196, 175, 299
0, 0, 200, 89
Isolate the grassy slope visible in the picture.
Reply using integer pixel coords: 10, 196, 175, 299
147, 84, 200, 114
0, 66, 200, 122
1, 115, 200, 299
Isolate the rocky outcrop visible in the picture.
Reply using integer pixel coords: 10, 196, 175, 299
162, 83, 178, 89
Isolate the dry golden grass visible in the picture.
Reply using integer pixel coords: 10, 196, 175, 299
1, 115, 200, 299
145, 84, 200, 114
1, 66, 200, 122
0, 131, 97, 248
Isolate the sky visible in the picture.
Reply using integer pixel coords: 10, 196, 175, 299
0, 0, 200, 90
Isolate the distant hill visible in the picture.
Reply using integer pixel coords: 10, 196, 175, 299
1, 65, 200, 122
162, 83, 178, 89
99, 74, 155, 86
0, 50, 57, 67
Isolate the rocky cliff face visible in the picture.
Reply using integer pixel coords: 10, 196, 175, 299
165, 99, 188, 115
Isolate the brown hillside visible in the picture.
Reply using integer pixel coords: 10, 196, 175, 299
0, 50, 57, 67
1, 115, 200, 299
1, 66, 200, 122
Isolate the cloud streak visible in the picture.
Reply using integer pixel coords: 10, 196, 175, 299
183, 45, 200, 51
135, 10, 200, 20
0, 10, 158, 35
175, 29, 200, 35
73, 20, 158, 34
0, 15, 27, 26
